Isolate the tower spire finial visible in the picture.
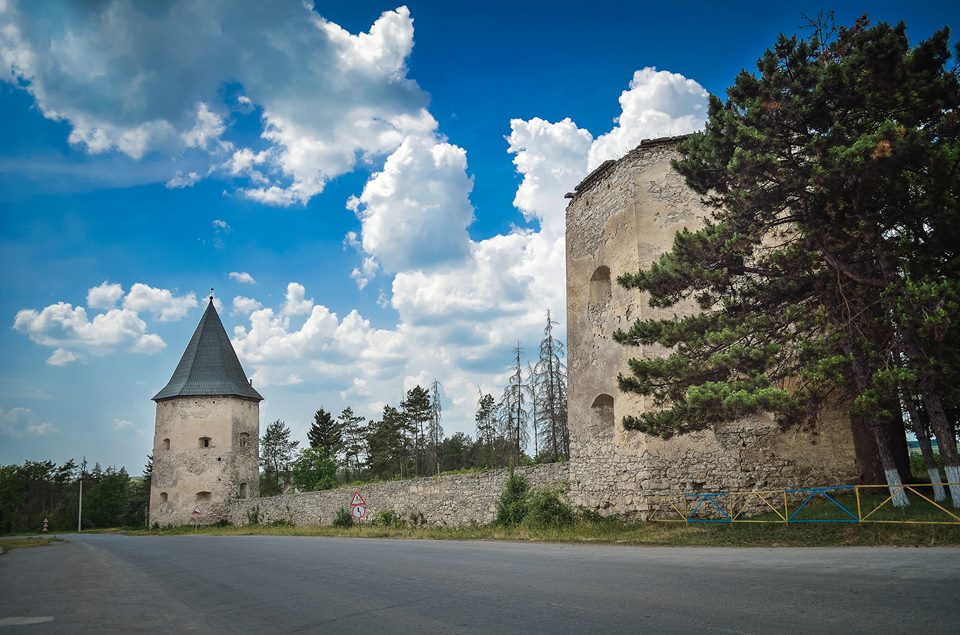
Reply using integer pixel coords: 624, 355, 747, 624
209, 287, 214, 302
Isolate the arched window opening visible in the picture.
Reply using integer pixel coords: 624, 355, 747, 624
199, 436, 211, 449
159, 492, 168, 503
591, 394, 615, 429
239, 483, 249, 499
162, 438, 170, 451
590, 266, 612, 304
239, 432, 250, 449
196, 491, 212, 501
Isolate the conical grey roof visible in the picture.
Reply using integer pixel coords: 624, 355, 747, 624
153, 298, 263, 402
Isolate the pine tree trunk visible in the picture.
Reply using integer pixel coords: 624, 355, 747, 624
900, 333, 960, 507
902, 394, 947, 502
916, 386, 960, 508
870, 422, 910, 508
840, 334, 909, 507
849, 414, 884, 484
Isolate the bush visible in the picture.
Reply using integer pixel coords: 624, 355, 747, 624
246, 506, 260, 525
373, 509, 403, 527
523, 490, 575, 529
495, 471, 529, 526
408, 510, 426, 527
910, 451, 944, 480
332, 507, 354, 528
576, 506, 606, 524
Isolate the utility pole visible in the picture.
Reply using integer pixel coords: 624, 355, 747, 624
77, 457, 86, 533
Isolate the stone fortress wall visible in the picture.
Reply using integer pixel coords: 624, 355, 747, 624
563, 136, 858, 517
151, 396, 260, 526
180, 137, 859, 528
228, 463, 567, 527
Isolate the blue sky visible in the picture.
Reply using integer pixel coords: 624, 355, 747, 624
2, 1, 957, 472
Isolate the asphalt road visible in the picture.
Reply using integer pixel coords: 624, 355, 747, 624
1, 534, 957, 633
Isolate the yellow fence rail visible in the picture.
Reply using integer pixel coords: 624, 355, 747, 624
645, 483, 960, 525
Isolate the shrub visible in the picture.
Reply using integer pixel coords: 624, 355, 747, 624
246, 506, 260, 525
523, 490, 575, 528
373, 509, 403, 527
576, 506, 606, 524
910, 451, 944, 480
332, 507, 354, 528
408, 510, 426, 527
495, 471, 529, 526
269, 519, 293, 527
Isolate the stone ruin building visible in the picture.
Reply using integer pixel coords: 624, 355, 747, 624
564, 136, 859, 517
149, 297, 262, 526
152, 137, 862, 527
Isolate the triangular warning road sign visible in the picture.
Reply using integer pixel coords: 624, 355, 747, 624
351, 491, 366, 506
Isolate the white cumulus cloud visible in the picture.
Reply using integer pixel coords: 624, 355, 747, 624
281, 282, 314, 316
232, 295, 263, 317
229, 271, 256, 284
352, 135, 474, 272
86, 281, 124, 310
122, 283, 198, 322
0, 2, 433, 205
588, 67, 708, 170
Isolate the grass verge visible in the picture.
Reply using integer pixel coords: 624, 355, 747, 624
124, 519, 960, 547
0, 536, 63, 552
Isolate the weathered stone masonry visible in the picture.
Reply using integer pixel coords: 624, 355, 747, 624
564, 136, 858, 517
229, 463, 568, 527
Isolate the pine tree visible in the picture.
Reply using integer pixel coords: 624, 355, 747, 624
428, 380, 444, 475
500, 343, 529, 467
533, 310, 569, 460
366, 405, 409, 480
259, 419, 299, 495
614, 15, 960, 506
338, 407, 367, 481
475, 391, 498, 468
402, 385, 432, 476
307, 408, 343, 459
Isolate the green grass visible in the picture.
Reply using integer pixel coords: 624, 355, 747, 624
124, 514, 960, 547
0, 536, 63, 552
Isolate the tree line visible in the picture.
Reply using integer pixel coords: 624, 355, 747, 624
613, 14, 960, 508
0, 458, 151, 533
259, 311, 569, 493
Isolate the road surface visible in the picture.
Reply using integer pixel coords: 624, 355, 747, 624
0, 534, 957, 633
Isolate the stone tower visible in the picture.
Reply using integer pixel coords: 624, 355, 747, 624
149, 297, 263, 526
564, 137, 858, 517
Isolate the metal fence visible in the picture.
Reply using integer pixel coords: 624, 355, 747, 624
645, 483, 960, 524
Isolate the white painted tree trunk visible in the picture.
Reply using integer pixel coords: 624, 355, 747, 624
927, 469, 946, 503
883, 469, 910, 509
945, 465, 960, 509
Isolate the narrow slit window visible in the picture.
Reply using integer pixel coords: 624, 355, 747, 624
199, 436, 211, 448
159, 492, 168, 503
162, 438, 170, 450
239, 483, 248, 499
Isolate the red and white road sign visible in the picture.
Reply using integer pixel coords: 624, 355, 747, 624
352, 504, 366, 520
192, 506, 201, 515
350, 491, 366, 507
